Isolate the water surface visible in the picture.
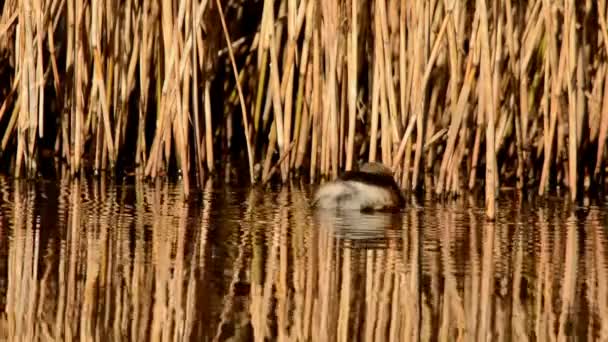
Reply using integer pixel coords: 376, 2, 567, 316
0, 176, 606, 341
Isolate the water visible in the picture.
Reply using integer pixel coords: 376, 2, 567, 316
0, 175, 606, 341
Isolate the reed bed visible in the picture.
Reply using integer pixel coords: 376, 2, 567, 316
0, 177, 606, 340
1, 0, 608, 216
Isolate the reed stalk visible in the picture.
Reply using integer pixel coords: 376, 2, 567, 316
1, 0, 608, 208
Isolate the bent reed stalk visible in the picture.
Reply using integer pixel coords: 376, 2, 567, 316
0, 0, 607, 214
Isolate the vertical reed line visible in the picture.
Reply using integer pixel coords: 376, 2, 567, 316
321, 0, 340, 178
478, 220, 495, 341
591, 209, 608, 340
477, 0, 496, 219
369, 59, 381, 163
565, 0, 578, 200
346, 0, 357, 171
557, 214, 579, 339
215, 0, 254, 183
510, 207, 528, 340
539, 0, 557, 195
337, 246, 351, 342
264, 0, 287, 181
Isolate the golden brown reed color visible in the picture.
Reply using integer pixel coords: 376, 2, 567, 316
0, 0, 607, 216
0, 177, 607, 340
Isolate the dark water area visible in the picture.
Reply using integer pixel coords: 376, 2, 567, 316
0, 176, 606, 341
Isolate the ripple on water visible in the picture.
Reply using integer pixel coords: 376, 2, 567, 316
0, 176, 606, 340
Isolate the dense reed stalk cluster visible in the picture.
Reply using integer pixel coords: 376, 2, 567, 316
1, 0, 608, 216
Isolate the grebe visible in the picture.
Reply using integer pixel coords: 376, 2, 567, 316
312, 162, 405, 211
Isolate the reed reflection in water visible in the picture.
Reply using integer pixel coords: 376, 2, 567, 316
0, 176, 606, 341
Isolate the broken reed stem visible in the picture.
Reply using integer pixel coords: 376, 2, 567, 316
262, 141, 296, 186
1, 0, 608, 211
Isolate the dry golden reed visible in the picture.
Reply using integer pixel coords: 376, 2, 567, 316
1, 0, 608, 217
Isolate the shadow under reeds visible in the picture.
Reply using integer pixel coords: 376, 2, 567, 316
0, 178, 605, 341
